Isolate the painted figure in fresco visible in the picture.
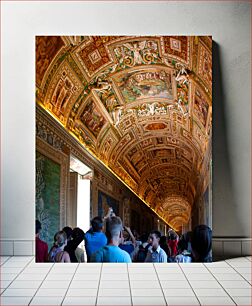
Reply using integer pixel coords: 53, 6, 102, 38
81, 100, 105, 137
52, 80, 64, 106
194, 90, 209, 126
177, 99, 188, 116
142, 41, 159, 63
123, 41, 146, 65
111, 105, 125, 126
95, 77, 112, 94
114, 46, 128, 66
98, 63, 118, 79
147, 103, 157, 116
105, 95, 118, 112
175, 65, 189, 84
52, 77, 73, 116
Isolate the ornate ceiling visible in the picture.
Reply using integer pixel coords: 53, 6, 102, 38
36, 36, 212, 231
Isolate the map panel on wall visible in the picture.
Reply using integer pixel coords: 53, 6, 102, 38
36, 151, 60, 246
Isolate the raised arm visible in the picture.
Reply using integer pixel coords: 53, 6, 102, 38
103, 207, 114, 220
124, 226, 136, 246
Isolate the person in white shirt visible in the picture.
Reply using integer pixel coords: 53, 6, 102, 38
145, 230, 167, 263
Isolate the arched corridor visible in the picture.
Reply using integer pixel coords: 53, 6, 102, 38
1, 1, 251, 305
36, 36, 212, 244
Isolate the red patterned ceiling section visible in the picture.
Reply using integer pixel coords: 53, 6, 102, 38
36, 36, 212, 231
36, 36, 65, 86
76, 36, 113, 78
161, 36, 190, 65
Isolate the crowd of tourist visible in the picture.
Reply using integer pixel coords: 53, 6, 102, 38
36, 208, 212, 263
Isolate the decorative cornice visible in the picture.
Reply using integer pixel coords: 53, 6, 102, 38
36, 104, 127, 192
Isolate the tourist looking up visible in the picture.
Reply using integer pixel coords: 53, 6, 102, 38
119, 226, 136, 257
85, 216, 107, 262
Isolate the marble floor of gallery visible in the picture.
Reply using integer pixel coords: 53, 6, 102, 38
0, 256, 251, 306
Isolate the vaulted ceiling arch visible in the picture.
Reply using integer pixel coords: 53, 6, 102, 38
36, 35, 212, 232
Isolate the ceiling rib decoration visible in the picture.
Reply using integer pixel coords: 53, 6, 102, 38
36, 36, 212, 232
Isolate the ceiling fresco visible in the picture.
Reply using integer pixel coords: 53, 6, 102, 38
36, 36, 212, 231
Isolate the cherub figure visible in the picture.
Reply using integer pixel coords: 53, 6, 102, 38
148, 102, 156, 116
111, 105, 124, 126
175, 65, 189, 84
95, 77, 112, 94
123, 41, 146, 65
177, 99, 188, 117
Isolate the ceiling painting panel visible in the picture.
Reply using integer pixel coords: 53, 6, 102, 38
193, 86, 210, 128
97, 129, 119, 163
76, 96, 108, 139
111, 38, 162, 69
197, 40, 212, 91
112, 66, 174, 105
74, 36, 114, 79
43, 61, 83, 125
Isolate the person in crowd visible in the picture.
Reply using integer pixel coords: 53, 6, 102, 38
145, 230, 167, 263
132, 229, 140, 241
175, 232, 192, 263
134, 233, 150, 262
119, 226, 136, 257
160, 235, 171, 259
75, 244, 85, 262
85, 216, 107, 261
64, 227, 85, 262
35, 220, 48, 262
90, 216, 132, 263
139, 233, 150, 249
48, 231, 70, 262
191, 224, 212, 262
62, 226, 73, 243
167, 230, 179, 258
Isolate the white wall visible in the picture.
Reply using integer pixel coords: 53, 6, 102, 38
77, 179, 91, 233
1, 2, 251, 242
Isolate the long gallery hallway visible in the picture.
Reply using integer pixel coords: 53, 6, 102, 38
0, 256, 251, 306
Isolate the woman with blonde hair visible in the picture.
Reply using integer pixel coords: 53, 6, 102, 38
48, 231, 70, 263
